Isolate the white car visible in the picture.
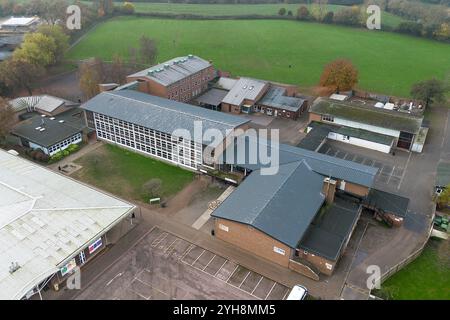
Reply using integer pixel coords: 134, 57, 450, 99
286, 285, 308, 300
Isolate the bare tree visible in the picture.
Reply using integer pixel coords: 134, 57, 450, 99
79, 58, 105, 100
0, 97, 15, 144
139, 36, 158, 66
0, 59, 45, 95
109, 54, 127, 84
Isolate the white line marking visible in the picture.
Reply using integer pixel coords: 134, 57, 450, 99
397, 152, 412, 190
163, 239, 178, 254
151, 232, 167, 247
105, 272, 123, 287
386, 165, 395, 184
282, 288, 290, 300
203, 255, 216, 271
214, 260, 228, 277
265, 282, 277, 300
191, 249, 205, 266
226, 265, 239, 283
179, 244, 195, 261
239, 271, 251, 288
251, 276, 264, 295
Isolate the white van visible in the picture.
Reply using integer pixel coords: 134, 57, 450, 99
286, 285, 308, 300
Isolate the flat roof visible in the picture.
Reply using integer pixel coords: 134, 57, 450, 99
212, 160, 325, 248
0, 150, 135, 299
222, 77, 267, 106
220, 135, 378, 187
1, 17, 39, 27
82, 90, 250, 145
11, 111, 84, 148
300, 196, 361, 261
310, 98, 423, 134
195, 88, 229, 107
258, 86, 305, 112
128, 55, 212, 86
364, 189, 409, 217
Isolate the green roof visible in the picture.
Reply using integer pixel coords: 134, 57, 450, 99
310, 98, 423, 134
436, 162, 450, 187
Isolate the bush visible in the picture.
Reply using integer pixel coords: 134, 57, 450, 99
323, 11, 334, 24
278, 8, 286, 16
121, 2, 135, 15
396, 22, 424, 37
287, 10, 293, 16
296, 6, 310, 20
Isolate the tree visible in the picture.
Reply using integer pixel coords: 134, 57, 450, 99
13, 33, 57, 67
410, 78, 446, 108
287, 10, 293, 16
37, 25, 70, 63
139, 36, 158, 66
0, 59, 45, 95
142, 178, 162, 199
121, 2, 135, 15
319, 59, 359, 92
296, 6, 310, 20
333, 6, 362, 26
278, 7, 286, 16
35, 0, 69, 25
79, 58, 105, 99
312, 0, 328, 21
0, 97, 15, 144
110, 54, 127, 84
323, 11, 334, 23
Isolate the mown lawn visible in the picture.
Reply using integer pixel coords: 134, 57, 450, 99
68, 17, 450, 97
79, 2, 405, 28
72, 144, 194, 202
376, 239, 450, 300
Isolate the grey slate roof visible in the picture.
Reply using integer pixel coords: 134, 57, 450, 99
222, 77, 268, 106
220, 135, 378, 187
81, 90, 249, 145
310, 98, 423, 134
300, 196, 361, 260
127, 55, 211, 86
212, 160, 326, 248
364, 189, 409, 218
195, 88, 229, 107
258, 86, 305, 112
11, 111, 83, 148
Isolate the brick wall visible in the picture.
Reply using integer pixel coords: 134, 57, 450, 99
214, 218, 292, 267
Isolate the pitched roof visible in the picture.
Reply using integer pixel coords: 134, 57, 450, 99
195, 88, 229, 107
81, 90, 249, 145
127, 55, 212, 86
220, 135, 378, 187
212, 160, 325, 248
1, 17, 39, 27
310, 98, 423, 134
222, 77, 268, 106
0, 150, 135, 299
364, 189, 409, 217
11, 111, 84, 148
9, 95, 76, 114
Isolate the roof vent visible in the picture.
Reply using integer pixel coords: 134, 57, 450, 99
188, 54, 193, 59
9, 262, 20, 274
39, 128, 45, 132
243, 85, 247, 89
164, 63, 170, 69
59, 120, 65, 123
148, 70, 154, 75
249, 86, 254, 90
50, 117, 55, 120
35, 126, 41, 130
41, 114, 46, 117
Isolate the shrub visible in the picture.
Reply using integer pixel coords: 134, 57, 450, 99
278, 8, 286, 16
121, 2, 135, 15
296, 6, 310, 20
323, 11, 334, 24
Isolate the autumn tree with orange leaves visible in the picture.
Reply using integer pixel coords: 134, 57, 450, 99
319, 59, 358, 92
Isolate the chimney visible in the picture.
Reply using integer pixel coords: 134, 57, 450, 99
322, 177, 337, 204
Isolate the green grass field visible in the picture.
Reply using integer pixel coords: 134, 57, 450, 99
72, 144, 194, 202
68, 17, 450, 96
376, 240, 450, 300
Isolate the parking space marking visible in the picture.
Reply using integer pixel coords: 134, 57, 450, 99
203, 255, 216, 271
397, 152, 412, 190
325, 148, 332, 155
282, 288, 290, 300
239, 271, 251, 288
226, 265, 239, 283
265, 282, 277, 300
179, 244, 195, 261
214, 260, 228, 277
191, 249, 206, 266
251, 276, 264, 295
163, 239, 178, 255
151, 232, 168, 248
386, 165, 395, 184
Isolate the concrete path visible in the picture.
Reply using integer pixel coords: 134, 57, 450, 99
191, 186, 235, 230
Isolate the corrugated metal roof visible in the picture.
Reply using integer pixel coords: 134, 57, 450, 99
310, 97, 423, 134
0, 150, 135, 299
81, 90, 250, 145
258, 86, 305, 112
195, 88, 229, 107
222, 77, 268, 106
1, 17, 39, 27
220, 135, 378, 187
212, 160, 325, 248
9, 95, 75, 114
127, 55, 211, 86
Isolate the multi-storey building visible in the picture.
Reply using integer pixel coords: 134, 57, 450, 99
82, 89, 249, 171
126, 55, 215, 103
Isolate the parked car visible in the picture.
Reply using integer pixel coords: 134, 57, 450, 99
286, 285, 308, 300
